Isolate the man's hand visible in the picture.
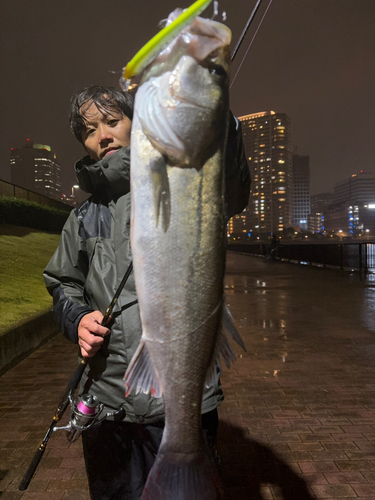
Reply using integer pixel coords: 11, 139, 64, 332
78, 311, 110, 358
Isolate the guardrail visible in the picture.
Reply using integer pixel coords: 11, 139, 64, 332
228, 242, 375, 273
0, 179, 72, 212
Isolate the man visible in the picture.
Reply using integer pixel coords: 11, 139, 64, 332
44, 85, 250, 499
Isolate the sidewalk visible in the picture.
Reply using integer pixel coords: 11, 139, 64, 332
1, 253, 375, 499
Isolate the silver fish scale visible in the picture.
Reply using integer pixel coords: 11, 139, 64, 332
128, 13, 231, 498
132, 137, 226, 454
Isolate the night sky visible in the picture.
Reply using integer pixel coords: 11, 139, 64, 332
1, 0, 374, 196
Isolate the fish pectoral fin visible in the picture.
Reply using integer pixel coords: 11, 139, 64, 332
124, 340, 162, 398
150, 155, 171, 232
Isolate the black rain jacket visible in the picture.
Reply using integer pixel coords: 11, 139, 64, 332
43, 116, 250, 422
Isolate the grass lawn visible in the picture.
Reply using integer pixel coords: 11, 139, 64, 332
0, 224, 60, 332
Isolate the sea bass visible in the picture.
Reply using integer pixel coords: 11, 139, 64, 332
125, 8, 242, 500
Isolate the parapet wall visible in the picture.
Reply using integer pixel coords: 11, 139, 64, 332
0, 309, 60, 376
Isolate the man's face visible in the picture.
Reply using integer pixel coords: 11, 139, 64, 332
80, 100, 132, 162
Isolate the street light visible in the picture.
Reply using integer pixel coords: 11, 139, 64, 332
71, 185, 80, 206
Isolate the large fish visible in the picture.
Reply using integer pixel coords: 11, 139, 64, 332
125, 7, 243, 500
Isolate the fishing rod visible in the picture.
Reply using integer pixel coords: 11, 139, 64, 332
19, 260, 133, 491
230, 0, 263, 62
230, 0, 273, 88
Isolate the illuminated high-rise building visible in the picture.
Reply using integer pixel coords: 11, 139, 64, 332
227, 207, 250, 238
324, 171, 375, 235
308, 192, 333, 233
292, 154, 310, 230
10, 140, 62, 200
333, 171, 375, 205
237, 111, 292, 234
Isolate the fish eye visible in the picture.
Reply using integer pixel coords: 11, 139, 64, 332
209, 65, 226, 77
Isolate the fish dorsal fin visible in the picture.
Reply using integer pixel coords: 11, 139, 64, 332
222, 302, 247, 352
124, 340, 162, 398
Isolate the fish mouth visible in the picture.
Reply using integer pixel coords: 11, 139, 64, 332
101, 147, 121, 159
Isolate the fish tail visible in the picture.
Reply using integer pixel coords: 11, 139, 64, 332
141, 448, 225, 500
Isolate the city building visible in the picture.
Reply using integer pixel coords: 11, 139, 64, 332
308, 192, 334, 233
291, 154, 310, 230
324, 171, 375, 236
10, 139, 62, 200
227, 207, 250, 239
61, 184, 85, 207
333, 171, 375, 205
235, 111, 292, 235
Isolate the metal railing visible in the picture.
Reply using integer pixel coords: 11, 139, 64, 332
0, 179, 72, 212
228, 242, 375, 273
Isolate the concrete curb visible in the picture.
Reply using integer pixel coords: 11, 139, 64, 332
0, 309, 60, 376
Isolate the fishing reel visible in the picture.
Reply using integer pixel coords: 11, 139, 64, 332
53, 393, 126, 443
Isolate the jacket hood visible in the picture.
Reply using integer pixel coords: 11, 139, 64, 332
75, 146, 131, 196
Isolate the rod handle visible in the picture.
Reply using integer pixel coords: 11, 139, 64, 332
18, 444, 46, 491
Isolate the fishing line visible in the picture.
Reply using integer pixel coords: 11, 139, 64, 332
230, 0, 273, 90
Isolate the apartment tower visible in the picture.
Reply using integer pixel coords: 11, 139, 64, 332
292, 154, 310, 230
238, 111, 292, 234
10, 140, 62, 200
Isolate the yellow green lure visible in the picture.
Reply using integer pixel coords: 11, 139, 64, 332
122, 0, 213, 82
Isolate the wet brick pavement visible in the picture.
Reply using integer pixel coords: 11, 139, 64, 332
1, 252, 375, 499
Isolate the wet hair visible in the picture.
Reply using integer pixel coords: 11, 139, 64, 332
69, 85, 134, 144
